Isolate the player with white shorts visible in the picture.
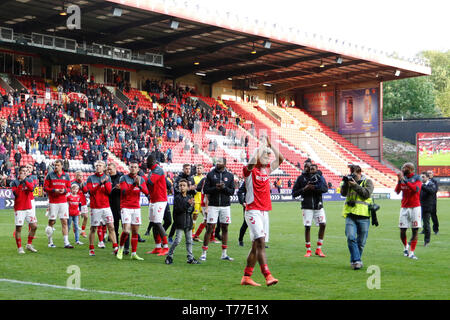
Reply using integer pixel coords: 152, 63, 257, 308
11, 166, 38, 254
91, 207, 114, 226
121, 208, 142, 225
399, 207, 422, 229
149, 201, 168, 224
207, 206, 231, 225
303, 208, 326, 227
245, 210, 269, 242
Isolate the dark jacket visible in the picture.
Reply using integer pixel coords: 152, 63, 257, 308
203, 167, 235, 207
292, 172, 328, 210
420, 180, 437, 213
172, 191, 196, 230
109, 171, 124, 211
430, 177, 438, 210
237, 181, 246, 206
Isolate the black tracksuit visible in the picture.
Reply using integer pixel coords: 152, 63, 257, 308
203, 167, 235, 207
292, 172, 328, 209
237, 182, 247, 242
430, 177, 439, 233
420, 180, 437, 243
109, 172, 128, 249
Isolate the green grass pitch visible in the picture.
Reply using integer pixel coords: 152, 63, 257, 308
0, 199, 449, 300
419, 152, 450, 166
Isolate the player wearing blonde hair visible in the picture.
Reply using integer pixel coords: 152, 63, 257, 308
83, 160, 118, 256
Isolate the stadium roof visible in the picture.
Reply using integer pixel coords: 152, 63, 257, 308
0, 0, 432, 92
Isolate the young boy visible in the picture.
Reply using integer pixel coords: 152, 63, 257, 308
67, 184, 83, 245
165, 179, 200, 265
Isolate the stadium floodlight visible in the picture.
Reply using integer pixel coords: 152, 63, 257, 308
320, 59, 325, 68
194, 61, 200, 65
395, 70, 401, 76
227, 77, 232, 80
322, 84, 327, 87
195, 72, 206, 76
113, 8, 123, 17
170, 20, 180, 30
263, 83, 272, 87
263, 40, 271, 49
336, 56, 343, 64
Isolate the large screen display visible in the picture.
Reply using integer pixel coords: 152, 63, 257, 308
417, 132, 450, 176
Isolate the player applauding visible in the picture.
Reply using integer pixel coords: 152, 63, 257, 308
241, 136, 284, 287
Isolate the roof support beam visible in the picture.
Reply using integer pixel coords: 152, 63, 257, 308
274, 67, 391, 93
173, 44, 299, 78
127, 26, 220, 51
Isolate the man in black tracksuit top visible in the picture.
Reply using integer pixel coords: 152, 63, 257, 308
427, 171, 439, 234
107, 163, 128, 253
200, 157, 235, 261
237, 181, 247, 247
292, 163, 329, 257
420, 172, 437, 246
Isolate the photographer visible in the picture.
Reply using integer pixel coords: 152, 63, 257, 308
292, 163, 328, 257
340, 165, 374, 270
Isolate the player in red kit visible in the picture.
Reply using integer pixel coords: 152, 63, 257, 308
395, 162, 422, 260
83, 160, 118, 256
44, 159, 73, 248
241, 136, 284, 287
117, 161, 148, 261
11, 166, 38, 254
146, 155, 170, 256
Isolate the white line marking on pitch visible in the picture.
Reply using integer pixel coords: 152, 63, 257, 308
0, 279, 179, 300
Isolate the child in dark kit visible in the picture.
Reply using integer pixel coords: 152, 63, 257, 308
165, 179, 200, 265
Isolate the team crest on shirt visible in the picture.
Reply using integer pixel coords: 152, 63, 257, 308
224, 178, 228, 182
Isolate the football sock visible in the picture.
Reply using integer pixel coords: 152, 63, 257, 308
410, 239, 417, 253
97, 227, 104, 242
119, 232, 129, 247
81, 225, 86, 231
89, 245, 94, 250
305, 242, 311, 251
401, 235, 408, 250
131, 234, 138, 253
162, 235, 168, 249
27, 236, 33, 245
155, 234, 161, 248
202, 246, 208, 255
221, 245, 227, 257
15, 237, 22, 249
63, 235, 69, 245
195, 222, 206, 237
317, 239, 323, 249
244, 266, 254, 277
260, 264, 271, 278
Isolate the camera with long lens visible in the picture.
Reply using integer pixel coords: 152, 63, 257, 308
342, 174, 356, 182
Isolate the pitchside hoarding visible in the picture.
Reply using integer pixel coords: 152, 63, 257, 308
417, 132, 450, 177
338, 88, 379, 134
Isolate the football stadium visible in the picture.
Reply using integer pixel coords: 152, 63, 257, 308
0, 0, 449, 305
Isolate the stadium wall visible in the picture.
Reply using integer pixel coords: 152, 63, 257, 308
383, 118, 450, 145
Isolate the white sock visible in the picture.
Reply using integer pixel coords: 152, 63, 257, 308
63, 235, 69, 245
222, 249, 227, 257
306, 242, 311, 251
156, 243, 162, 249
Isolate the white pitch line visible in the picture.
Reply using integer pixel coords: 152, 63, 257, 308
0, 279, 179, 300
